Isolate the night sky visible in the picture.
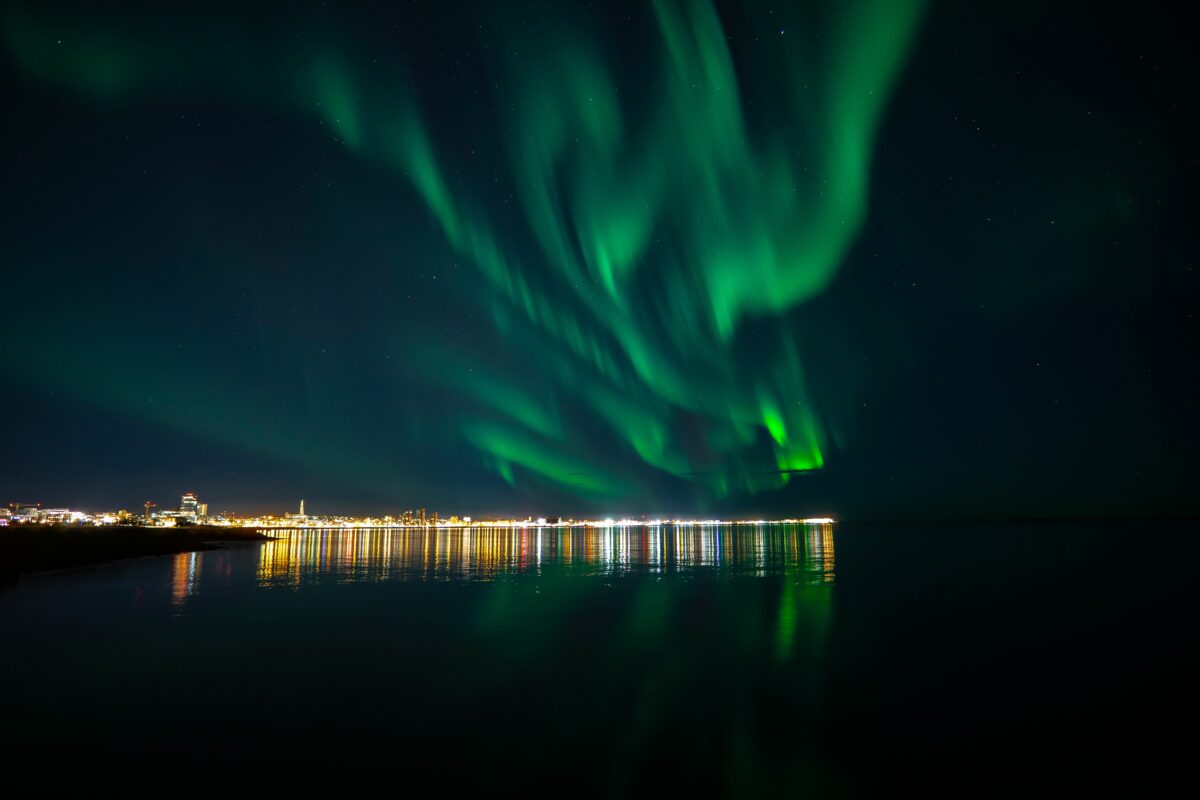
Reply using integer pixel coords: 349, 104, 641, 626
2, 1, 1196, 520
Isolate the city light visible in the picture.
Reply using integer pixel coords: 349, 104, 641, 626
2, 495, 835, 530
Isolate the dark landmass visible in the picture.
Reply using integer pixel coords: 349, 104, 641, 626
0, 525, 274, 582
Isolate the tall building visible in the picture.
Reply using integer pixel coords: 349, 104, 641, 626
180, 493, 199, 519
299, 499, 305, 517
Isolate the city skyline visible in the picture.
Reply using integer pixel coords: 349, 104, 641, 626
3, 491, 834, 529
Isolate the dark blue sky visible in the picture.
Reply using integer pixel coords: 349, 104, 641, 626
1, 0, 1196, 519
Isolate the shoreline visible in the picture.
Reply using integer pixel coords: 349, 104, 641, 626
0, 525, 276, 583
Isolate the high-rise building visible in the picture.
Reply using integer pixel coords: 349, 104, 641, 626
299, 499, 305, 517
180, 493, 199, 519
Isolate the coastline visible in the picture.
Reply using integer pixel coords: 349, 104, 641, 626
0, 525, 275, 583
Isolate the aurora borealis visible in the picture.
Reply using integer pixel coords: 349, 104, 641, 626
1, 1, 1196, 518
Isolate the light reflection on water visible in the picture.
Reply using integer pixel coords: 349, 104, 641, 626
170, 551, 199, 607
2, 520, 841, 791
4, 521, 1194, 793
248, 523, 835, 588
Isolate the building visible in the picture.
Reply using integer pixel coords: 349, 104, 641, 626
180, 493, 201, 522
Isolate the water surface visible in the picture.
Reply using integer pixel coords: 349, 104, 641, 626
2, 522, 1196, 794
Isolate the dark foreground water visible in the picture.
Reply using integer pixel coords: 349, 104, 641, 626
2, 522, 1198, 795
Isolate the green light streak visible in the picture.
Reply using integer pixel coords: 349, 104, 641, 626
462, 422, 630, 498
2, 0, 925, 503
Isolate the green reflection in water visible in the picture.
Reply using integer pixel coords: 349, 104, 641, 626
233, 524, 837, 793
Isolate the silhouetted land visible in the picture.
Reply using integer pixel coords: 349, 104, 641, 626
0, 525, 274, 582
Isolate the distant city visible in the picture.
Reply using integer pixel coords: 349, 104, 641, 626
2, 493, 833, 529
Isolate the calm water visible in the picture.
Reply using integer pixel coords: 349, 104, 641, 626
2, 522, 1198, 794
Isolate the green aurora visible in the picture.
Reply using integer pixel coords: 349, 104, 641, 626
2, 1, 926, 506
